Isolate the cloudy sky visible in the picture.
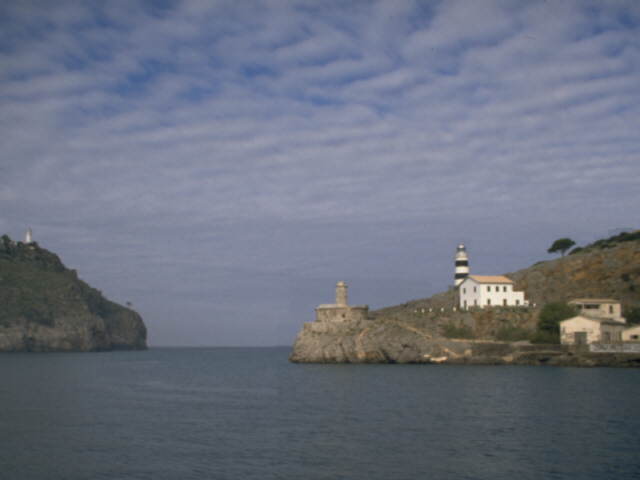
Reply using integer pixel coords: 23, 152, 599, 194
1, 1, 639, 347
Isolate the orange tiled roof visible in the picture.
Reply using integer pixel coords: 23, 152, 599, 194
466, 275, 514, 284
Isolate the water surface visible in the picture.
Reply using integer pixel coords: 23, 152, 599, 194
1, 348, 638, 479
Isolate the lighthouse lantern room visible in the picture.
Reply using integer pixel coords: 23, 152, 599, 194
454, 242, 469, 287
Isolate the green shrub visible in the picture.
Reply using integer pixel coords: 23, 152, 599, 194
537, 302, 576, 333
534, 301, 576, 344
624, 307, 640, 325
495, 325, 532, 342
442, 323, 475, 339
530, 330, 560, 344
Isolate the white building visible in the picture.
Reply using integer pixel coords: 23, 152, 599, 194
622, 325, 640, 342
568, 298, 624, 322
560, 299, 627, 345
458, 275, 526, 309
560, 317, 625, 345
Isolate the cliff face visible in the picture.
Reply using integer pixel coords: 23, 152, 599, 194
290, 236, 640, 365
0, 236, 147, 352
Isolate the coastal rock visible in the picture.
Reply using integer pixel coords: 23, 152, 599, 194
0, 236, 147, 352
290, 235, 640, 366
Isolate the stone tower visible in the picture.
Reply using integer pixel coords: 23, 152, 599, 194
315, 281, 368, 323
25, 228, 33, 244
335, 281, 348, 306
454, 242, 469, 287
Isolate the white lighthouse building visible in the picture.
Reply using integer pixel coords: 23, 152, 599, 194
454, 242, 469, 287
25, 228, 33, 244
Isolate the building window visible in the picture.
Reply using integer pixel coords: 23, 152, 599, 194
609, 305, 614, 314
487, 286, 491, 292
603, 332, 611, 341
487, 299, 491, 306
473, 287, 476, 293
463, 288, 466, 294
474, 300, 477, 306
516, 300, 520, 306
503, 299, 507, 306
503, 286, 507, 292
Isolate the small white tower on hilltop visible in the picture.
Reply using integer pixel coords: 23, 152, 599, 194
454, 242, 469, 287
25, 228, 33, 244
335, 281, 348, 306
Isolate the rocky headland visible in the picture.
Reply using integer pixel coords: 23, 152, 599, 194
290, 233, 640, 366
0, 235, 147, 352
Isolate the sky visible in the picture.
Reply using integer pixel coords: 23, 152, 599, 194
1, 1, 639, 347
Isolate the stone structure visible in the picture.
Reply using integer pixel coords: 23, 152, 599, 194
25, 228, 32, 244
560, 317, 625, 345
459, 275, 526, 309
568, 298, 624, 322
454, 242, 469, 287
622, 325, 640, 342
315, 281, 368, 323
561, 299, 626, 345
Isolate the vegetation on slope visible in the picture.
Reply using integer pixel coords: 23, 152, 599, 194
0, 235, 127, 327
568, 230, 640, 256
369, 231, 639, 343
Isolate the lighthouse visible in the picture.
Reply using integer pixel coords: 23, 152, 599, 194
454, 242, 469, 287
25, 228, 33, 244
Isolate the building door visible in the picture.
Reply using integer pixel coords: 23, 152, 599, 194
575, 332, 587, 345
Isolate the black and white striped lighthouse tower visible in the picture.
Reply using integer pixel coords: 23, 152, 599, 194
454, 242, 469, 287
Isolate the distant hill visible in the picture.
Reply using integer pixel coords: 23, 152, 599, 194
510, 230, 640, 308
370, 231, 640, 323
0, 235, 147, 352
290, 232, 640, 364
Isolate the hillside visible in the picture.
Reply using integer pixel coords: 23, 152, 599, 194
0, 235, 147, 352
370, 232, 640, 329
510, 231, 640, 308
290, 233, 640, 364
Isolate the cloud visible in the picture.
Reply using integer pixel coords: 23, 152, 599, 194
1, 0, 639, 345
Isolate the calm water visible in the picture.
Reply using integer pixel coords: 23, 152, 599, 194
1, 347, 639, 479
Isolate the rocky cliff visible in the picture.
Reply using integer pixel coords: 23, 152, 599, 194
0, 235, 147, 352
290, 234, 640, 365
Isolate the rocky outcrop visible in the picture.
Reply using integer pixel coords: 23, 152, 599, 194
0, 312, 147, 352
290, 236, 640, 365
0, 236, 147, 352
289, 318, 640, 366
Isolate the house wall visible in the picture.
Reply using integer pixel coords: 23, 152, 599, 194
600, 323, 624, 342
459, 279, 525, 309
622, 326, 640, 342
561, 317, 601, 344
459, 280, 481, 308
561, 316, 625, 345
569, 301, 623, 320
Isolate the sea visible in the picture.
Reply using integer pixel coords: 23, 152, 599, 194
1, 347, 639, 480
